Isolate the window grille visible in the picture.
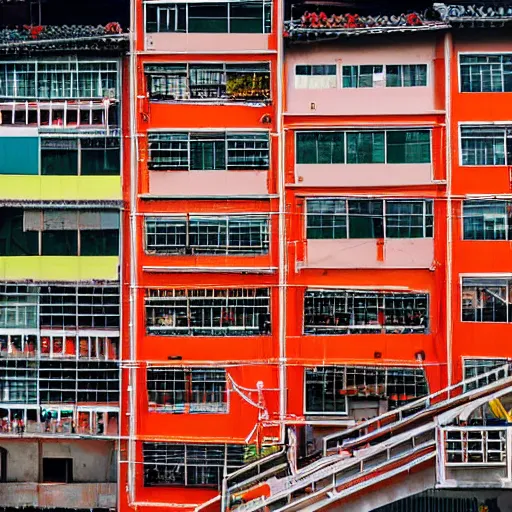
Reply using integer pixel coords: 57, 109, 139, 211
145, 288, 271, 336
0, 60, 118, 100
145, 1, 272, 34
143, 442, 245, 487
445, 429, 507, 465
296, 130, 431, 165
306, 199, 433, 240
147, 367, 228, 413
295, 65, 336, 89
305, 366, 428, 415
460, 126, 512, 166
38, 360, 119, 404
461, 278, 512, 323
460, 54, 512, 93
148, 131, 270, 171
0, 359, 37, 403
0, 285, 38, 329
145, 63, 270, 102
463, 200, 512, 240
304, 289, 429, 334
463, 358, 508, 391
145, 215, 269, 255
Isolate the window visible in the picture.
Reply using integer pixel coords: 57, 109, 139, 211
41, 136, 121, 176
0, 285, 38, 329
464, 359, 508, 391
461, 277, 512, 323
145, 288, 271, 336
0, 360, 37, 403
460, 54, 512, 93
304, 289, 429, 334
296, 130, 431, 165
463, 200, 512, 240
148, 131, 269, 170
305, 366, 428, 415
143, 443, 245, 487
306, 199, 433, 239
17, 209, 120, 256
42, 458, 73, 483
145, 215, 269, 255
38, 360, 119, 403
0, 60, 118, 100
460, 126, 512, 166
295, 65, 336, 89
0, 209, 39, 256
145, 63, 270, 102
147, 367, 228, 413
342, 64, 427, 88
145, 1, 271, 34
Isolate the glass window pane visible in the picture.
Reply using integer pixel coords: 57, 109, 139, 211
348, 200, 384, 238
386, 130, 431, 164
346, 132, 385, 164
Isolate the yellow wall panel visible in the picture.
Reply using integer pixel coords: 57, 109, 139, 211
0, 257, 119, 281
0, 175, 121, 201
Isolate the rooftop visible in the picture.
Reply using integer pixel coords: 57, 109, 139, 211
285, 3, 512, 41
0, 23, 128, 53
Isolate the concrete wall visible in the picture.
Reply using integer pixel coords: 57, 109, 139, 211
0, 439, 116, 483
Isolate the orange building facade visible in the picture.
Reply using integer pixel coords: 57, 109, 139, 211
121, 3, 512, 510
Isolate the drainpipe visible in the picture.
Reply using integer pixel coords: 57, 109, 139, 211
444, 31, 453, 395
276, 0, 287, 445
127, 0, 139, 504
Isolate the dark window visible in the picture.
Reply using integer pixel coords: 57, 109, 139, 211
81, 230, 119, 256
0, 209, 39, 256
460, 54, 512, 93
296, 132, 344, 164
347, 131, 385, 163
41, 139, 78, 176
386, 130, 431, 164
81, 138, 120, 175
42, 458, 73, 483
462, 278, 510, 323
143, 443, 244, 487
464, 358, 508, 391
348, 200, 384, 238
147, 367, 227, 413
463, 200, 510, 240
305, 366, 428, 415
304, 289, 428, 334
145, 288, 271, 336
41, 231, 78, 256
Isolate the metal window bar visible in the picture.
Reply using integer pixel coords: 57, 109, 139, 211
305, 366, 428, 415
304, 289, 429, 334
143, 442, 245, 488
147, 367, 228, 413
462, 200, 509, 240
460, 126, 507, 166
445, 428, 507, 466
463, 358, 508, 391
145, 288, 271, 336
147, 131, 270, 171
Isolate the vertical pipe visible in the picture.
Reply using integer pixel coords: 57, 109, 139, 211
444, 32, 453, 395
127, 0, 139, 504
276, 0, 287, 443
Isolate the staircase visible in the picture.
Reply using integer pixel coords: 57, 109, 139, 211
221, 364, 512, 512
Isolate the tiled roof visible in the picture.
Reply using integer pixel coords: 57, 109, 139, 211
285, 3, 512, 40
0, 24, 128, 53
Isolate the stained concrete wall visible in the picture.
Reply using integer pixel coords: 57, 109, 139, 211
0, 439, 116, 483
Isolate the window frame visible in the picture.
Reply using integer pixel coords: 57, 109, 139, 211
459, 52, 512, 93
303, 288, 429, 335
146, 366, 229, 414
463, 358, 508, 391
144, 214, 270, 255
305, 198, 434, 240
304, 365, 429, 416
462, 199, 512, 241
341, 64, 428, 89
460, 275, 512, 324
295, 129, 432, 165
144, 1, 272, 34
459, 124, 512, 167
148, 130, 270, 171
144, 62, 271, 103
